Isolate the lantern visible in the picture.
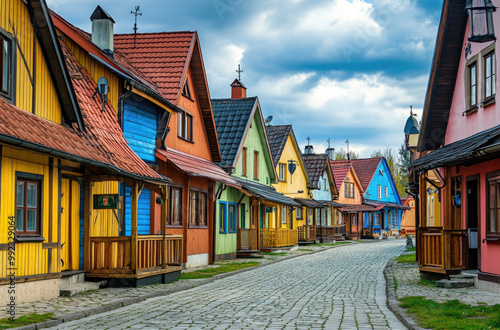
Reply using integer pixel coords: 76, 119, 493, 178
465, 0, 497, 43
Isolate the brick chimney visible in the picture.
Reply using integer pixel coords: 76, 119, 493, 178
231, 79, 247, 99
90, 5, 115, 57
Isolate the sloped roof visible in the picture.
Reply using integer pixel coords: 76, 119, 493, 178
294, 198, 326, 208
211, 97, 258, 168
329, 162, 352, 192
302, 154, 329, 188
155, 148, 240, 188
350, 157, 383, 191
340, 204, 376, 213
234, 177, 300, 207
265, 125, 292, 166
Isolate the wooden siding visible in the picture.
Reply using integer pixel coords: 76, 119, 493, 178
123, 100, 158, 163
125, 187, 151, 236
91, 181, 120, 237
1, 0, 62, 122
60, 178, 81, 271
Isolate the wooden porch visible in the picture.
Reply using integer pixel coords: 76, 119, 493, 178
260, 228, 298, 247
317, 224, 346, 241
417, 227, 467, 274
237, 228, 259, 250
298, 225, 316, 242
87, 235, 183, 278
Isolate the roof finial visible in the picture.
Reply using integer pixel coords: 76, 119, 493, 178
236, 64, 243, 81
307, 136, 311, 146
345, 139, 350, 161
131, 6, 142, 48
410, 105, 413, 116
327, 138, 331, 149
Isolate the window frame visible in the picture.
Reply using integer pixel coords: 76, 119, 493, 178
278, 163, 286, 182
296, 207, 303, 220
168, 185, 183, 227
377, 185, 382, 199
484, 51, 496, 100
219, 201, 227, 233
253, 151, 259, 180
177, 110, 193, 142
486, 171, 500, 239
242, 147, 247, 176
182, 77, 193, 101
0, 28, 15, 103
189, 188, 208, 228
281, 205, 287, 225
345, 182, 354, 199
15, 172, 43, 239
228, 203, 237, 233
384, 186, 388, 197
240, 203, 246, 228
374, 212, 381, 226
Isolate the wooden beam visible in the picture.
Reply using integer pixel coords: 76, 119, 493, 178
160, 186, 167, 270
57, 160, 62, 272
131, 181, 139, 273
89, 174, 123, 183
83, 177, 92, 272
419, 173, 428, 228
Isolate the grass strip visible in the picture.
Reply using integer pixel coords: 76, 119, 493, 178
0, 313, 55, 329
399, 297, 500, 330
396, 253, 416, 264
180, 262, 260, 279
309, 241, 351, 247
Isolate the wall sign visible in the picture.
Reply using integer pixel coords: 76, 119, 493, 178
93, 194, 119, 209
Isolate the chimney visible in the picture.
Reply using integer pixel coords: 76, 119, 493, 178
231, 79, 247, 99
90, 6, 115, 57
304, 145, 314, 155
326, 147, 335, 160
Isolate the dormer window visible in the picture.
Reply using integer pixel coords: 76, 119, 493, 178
182, 78, 192, 100
0, 29, 15, 103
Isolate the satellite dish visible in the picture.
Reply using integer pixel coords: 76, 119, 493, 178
264, 116, 273, 126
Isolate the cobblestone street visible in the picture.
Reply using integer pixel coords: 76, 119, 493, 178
53, 240, 406, 329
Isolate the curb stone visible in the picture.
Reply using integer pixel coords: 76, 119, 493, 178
14, 241, 355, 329
384, 259, 427, 330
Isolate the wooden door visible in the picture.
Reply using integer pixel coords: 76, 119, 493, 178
60, 178, 81, 271
249, 204, 258, 250
466, 176, 479, 269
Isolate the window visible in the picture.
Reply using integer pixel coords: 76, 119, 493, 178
374, 212, 381, 226
240, 204, 246, 228
228, 203, 237, 233
189, 190, 207, 227
470, 63, 477, 108
279, 163, 286, 181
366, 212, 372, 227
178, 111, 193, 142
0, 30, 14, 102
296, 207, 303, 220
16, 175, 42, 235
352, 215, 357, 226
485, 52, 496, 99
254, 151, 259, 180
487, 173, 500, 237
323, 178, 327, 191
384, 186, 388, 197
182, 78, 192, 99
168, 186, 182, 226
377, 185, 382, 199
389, 210, 397, 228
281, 205, 287, 224
344, 182, 354, 199
242, 148, 247, 176
219, 202, 227, 233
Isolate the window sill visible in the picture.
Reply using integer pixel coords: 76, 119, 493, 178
253, 178, 259, 181
278, 180, 287, 183
482, 95, 496, 107
189, 225, 208, 229
483, 237, 500, 243
15, 235, 45, 243
166, 225, 183, 228
182, 94, 195, 102
178, 136, 194, 144
228, 231, 237, 234
463, 105, 478, 116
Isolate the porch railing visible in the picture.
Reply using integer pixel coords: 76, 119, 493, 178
334, 224, 346, 236
89, 235, 182, 275
260, 228, 298, 247
298, 225, 316, 241
237, 228, 258, 250
417, 227, 467, 272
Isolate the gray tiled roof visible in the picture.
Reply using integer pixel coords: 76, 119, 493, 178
302, 154, 329, 189
211, 97, 258, 168
234, 177, 300, 207
265, 125, 292, 166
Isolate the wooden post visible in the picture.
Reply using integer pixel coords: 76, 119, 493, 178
443, 167, 452, 230
208, 180, 214, 264
84, 178, 92, 272
160, 185, 167, 269
131, 181, 139, 273
419, 173, 427, 227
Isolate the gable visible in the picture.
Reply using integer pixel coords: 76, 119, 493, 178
364, 160, 400, 203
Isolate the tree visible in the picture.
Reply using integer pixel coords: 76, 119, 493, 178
335, 148, 359, 160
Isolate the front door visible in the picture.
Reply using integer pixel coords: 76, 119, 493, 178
60, 178, 80, 271
466, 176, 479, 269
250, 204, 258, 250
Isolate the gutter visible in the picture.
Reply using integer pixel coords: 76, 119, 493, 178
0, 134, 169, 184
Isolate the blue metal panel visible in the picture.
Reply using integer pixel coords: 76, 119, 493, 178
123, 100, 157, 163
124, 186, 151, 236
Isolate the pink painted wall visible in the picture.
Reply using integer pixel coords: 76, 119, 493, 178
445, 0, 500, 145
449, 159, 500, 275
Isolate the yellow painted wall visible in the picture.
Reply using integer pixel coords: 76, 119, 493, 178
426, 182, 441, 227
1, 0, 62, 123
91, 181, 120, 237
0, 146, 59, 278
272, 134, 309, 229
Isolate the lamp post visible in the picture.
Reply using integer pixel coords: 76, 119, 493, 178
465, 0, 497, 43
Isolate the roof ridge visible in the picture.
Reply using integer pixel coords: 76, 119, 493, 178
115, 31, 195, 36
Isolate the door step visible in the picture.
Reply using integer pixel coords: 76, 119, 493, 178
435, 274, 475, 289
60, 282, 100, 297
237, 250, 263, 258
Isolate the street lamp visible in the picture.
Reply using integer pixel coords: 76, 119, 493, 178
465, 0, 497, 43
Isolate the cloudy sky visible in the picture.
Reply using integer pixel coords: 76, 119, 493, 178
47, 0, 444, 157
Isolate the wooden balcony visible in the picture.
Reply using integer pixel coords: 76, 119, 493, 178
298, 225, 316, 241
260, 228, 298, 247
87, 235, 183, 279
237, 228, 258, 250
417, 227, 467, 274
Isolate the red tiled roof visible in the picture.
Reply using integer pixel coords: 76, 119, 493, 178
329, 162, 351, 192
339, 204, 376, 213
114, 32, 195, 103
61, 40, 164, 181
350, 157, 383, 191
155, 148, 240, 188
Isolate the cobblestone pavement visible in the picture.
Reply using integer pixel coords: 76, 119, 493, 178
52, 240, 406, 329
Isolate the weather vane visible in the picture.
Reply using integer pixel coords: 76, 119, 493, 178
307, 136, 310, 146
327, 138, 331, 149
131, 6, 142, 48
236, 64, 243, 81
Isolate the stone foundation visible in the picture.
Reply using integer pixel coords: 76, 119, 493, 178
0, 278, 60, 306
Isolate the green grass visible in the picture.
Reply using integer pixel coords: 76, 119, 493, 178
261, 252, 288, 256
298, 248, 314, 252
399, 297, 500, 329
418, 278, 436, 287
393, 276, 398, 291
406, 247, 416, 252
0, 313, 55, 329
396, 253, 416, 264
180, 262, 260, 279
309, 241, 351, 247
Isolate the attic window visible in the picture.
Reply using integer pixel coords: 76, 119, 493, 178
0, 29, 15, 103
178, 110, 193, 142
182, 78, 192, 100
